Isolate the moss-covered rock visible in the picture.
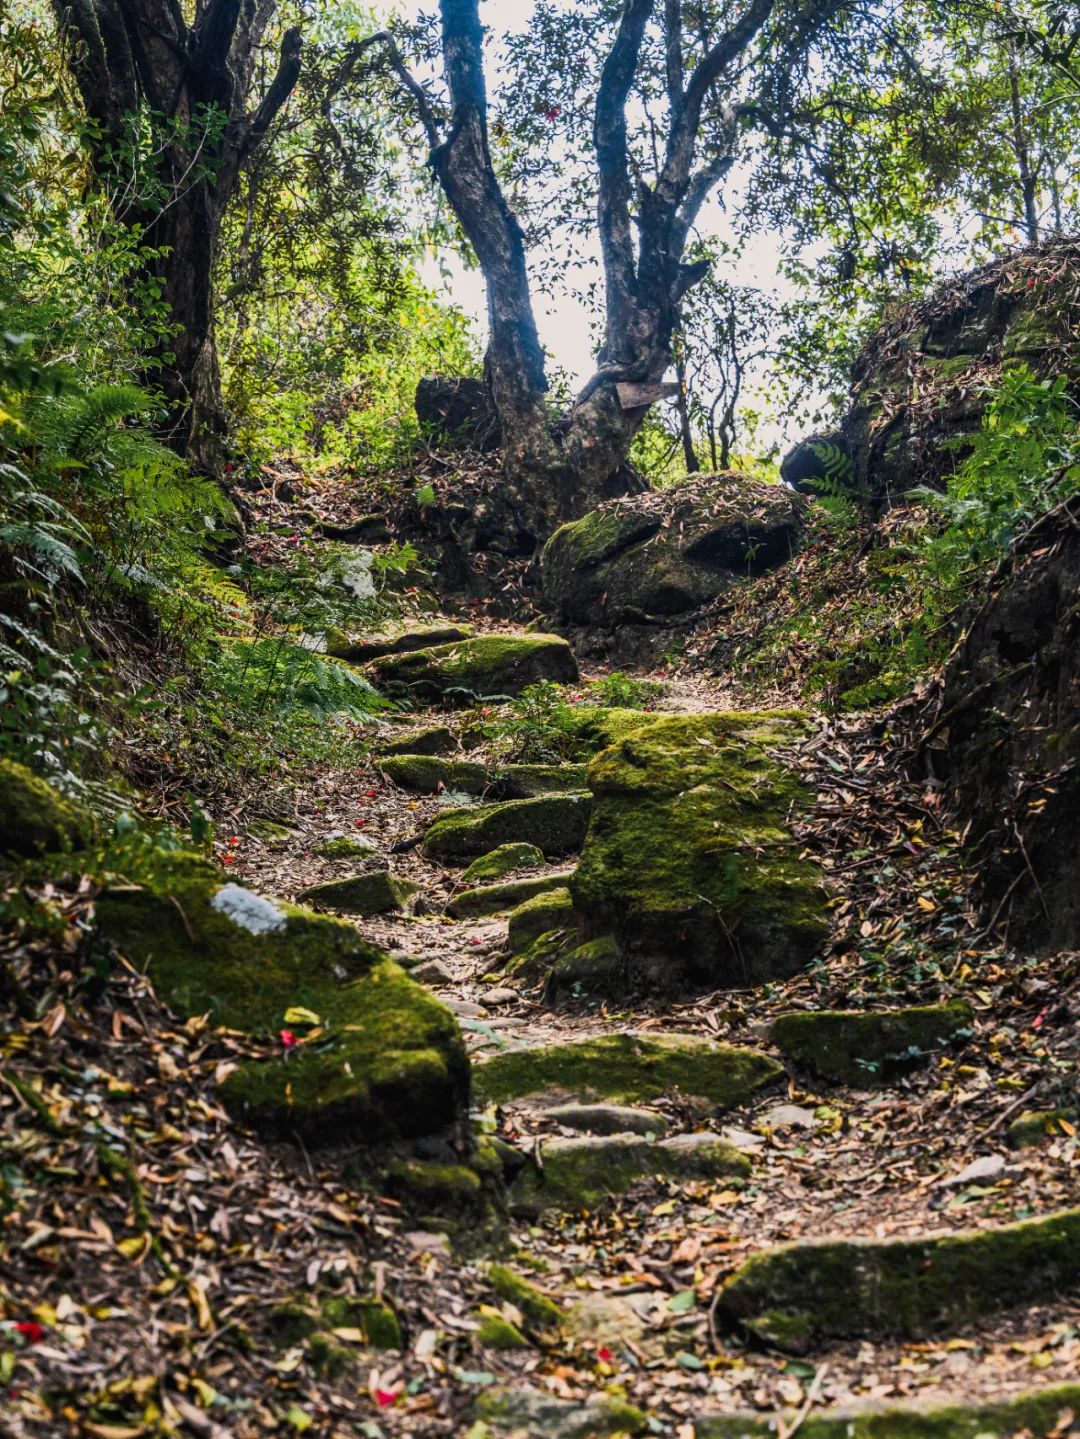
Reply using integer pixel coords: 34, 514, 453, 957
379, 724, 457, 757
462, 843, 546, 883
314, 833, 380, 860
770, 1001, 973, 1085
369, 634, 578, 705
476, 1386, 648, 1438
503, 926, 583, 982
298, 870, 420, 915
507, 887, 576, 955
94, 853, 468, 1147
570, 712, 828, 989
449, 872, 574, 921
1007, 1108, 1079, 1149
717, 1207, 1080, 1350
247, 818, 295, 844
329, 624, 471, 664
487, 1264, 563, 1336
510, 1131, 751, 1212
0, 758, 93, 857
378, 754, 488, 795
475, 1312, 529, 1349
541, 474, 804, 627
490, 763, 589, 799
548, 933, 624, 990
473, 1031, 781, 1109
695, 1385, 1080, 1439
423, 794, 591, 862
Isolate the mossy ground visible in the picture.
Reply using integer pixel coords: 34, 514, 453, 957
473, 1032, 781, 1108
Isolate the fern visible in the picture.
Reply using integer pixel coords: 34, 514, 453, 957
36, 383, 150, 461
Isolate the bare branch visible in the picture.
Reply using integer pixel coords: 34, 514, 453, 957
235, 25, 302, 165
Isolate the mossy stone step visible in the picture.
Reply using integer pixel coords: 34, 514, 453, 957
447, 871, 574, 919
462, 842, 546, 883
0, 758, 93, 857
379, 724, 457, 757
329, 624, 471, 664
476, 1387, 648, 1438
717, 1206, 1080, 1351
369, 633, 578, 705
771, 1001, 973, 1085
570, 712, 829, 990
489, 763, 589, 799
695, 1384, 1080, 1438
510, 1131, 751, 1212
543, 1102, 668, 1137
507, 886, 577, 954
379, 754, 488, 795
487, 1263, 563, 1337
422, 794, 591, 861
298, 870, 420, 915
315, 833, 380, 860
1007, 1107, 1079, 1148
473, 1031, 781, 1109
95, 853, 467, 1148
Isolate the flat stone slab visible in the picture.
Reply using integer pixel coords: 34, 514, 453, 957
695, 1384, 1080, 1438
423, 795, 591, 862
510, 1131, 751, 1211
543, 1103, 669, 1137
473, 1031, 781, 1109
329, 624, 471, 664
718, 1206, 1080, 1351
476, 1387, 648, 1439
379, 754, 488, 796
447, 871, 574, 919
771, 1000, 973, 1085
298, 871, 419, 916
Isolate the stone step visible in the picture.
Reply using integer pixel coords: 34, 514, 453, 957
422, 794, 591, 861
695, 1384, 1080, 1438
329, 623, 470, 664
446, 870, 574, 919
770, 1000, 973, 1085
541, 1102, 669, 1137
379, 723, 457, 757
472, 1031, 781, 1109
717, 1207, 1080, 1351
298, 871, 419, 915
509, 1130, 750, 1212
378, 754, 587, 799
368, 633, 577, 705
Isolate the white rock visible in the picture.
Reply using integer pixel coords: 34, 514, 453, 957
210, 883, 287, 935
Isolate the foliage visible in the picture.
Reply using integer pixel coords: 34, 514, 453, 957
475, 674, 662, 763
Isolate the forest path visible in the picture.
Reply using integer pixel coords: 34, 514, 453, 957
220, 598, 1080, 1435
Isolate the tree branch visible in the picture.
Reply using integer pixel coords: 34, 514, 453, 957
664, 0, 684, 104
342, 32, 442, 150
236, 24, 302, 163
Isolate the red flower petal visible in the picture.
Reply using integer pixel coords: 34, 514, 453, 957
14, 1322, 44, 1344
375, 1389, 398, 1407
597, 1345, 614, 1362
279, 1029, 298, 1048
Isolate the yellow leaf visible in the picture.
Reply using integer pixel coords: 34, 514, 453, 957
190, 1378, 217, 1406
331, 1327, 366, 1343
283, 1006, 320, 1027
187, 1280, 213, 1331
117, 1235, 149, 1259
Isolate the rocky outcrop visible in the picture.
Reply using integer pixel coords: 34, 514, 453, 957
782, 240, 1080, 508
569, 712, 829, 990
929, 496, 1080, 949
541, 471, 805, 629
369, 633, 578, 705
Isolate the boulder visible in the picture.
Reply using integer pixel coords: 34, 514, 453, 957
489, 763, 588, 799
314, 833, 380, 860
462, 843, 545, 883
328, 624, 470, 665
932, 497, 1080, 949
298, 870, 420, 916
771, 1001, 973, 1085
782, 240, 1080, 508
415, 375, 500, 449
717, 1206, 1080, 1350
94, 853, 467, 1147
0, 759, 93, 857
379, 724, 457, 757
369, 634, 578, 705
472, 1031, 781, 1109
541, 472, 804, 627
423, 794, 591, 862
506, 886, 576, 954
570, 712, 829, 989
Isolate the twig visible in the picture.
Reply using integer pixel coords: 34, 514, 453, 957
777, 1362, 829, 1439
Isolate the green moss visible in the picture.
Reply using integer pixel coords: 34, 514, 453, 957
473, 1032, 781, 1108
330, 624, 471, 664
306, 1331, 353, 1379
695, 1385, 1080, 1438
475, 1313, 529, 1349
379, 724, 457, 757
549, 934, 623, 990
315, 834, 379, 859
507, 888, 576, 955
1007, 1107, 1079, 1148
504, 926, 580, 981
423, 795, 591, 861
718, 1206, 1080, 1349
386, 1159, 482, 1204
770, 1001, 973, 1085
369, 634, 578, 705
510, 1132, 750, 1212
491, 763, 589, 799
298, 870, 420, 915
247, 818, 295, 843
379, 754, 488, 795
487, 1264, 563, 1336
476, 1386, 649, 1436
449, 872, 574, 921
571, 712, 828, 988
0, 758, 93, 857
270, 1300, 320, 1345
462, 843, 546, 883
321, 1295, 402, 1350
